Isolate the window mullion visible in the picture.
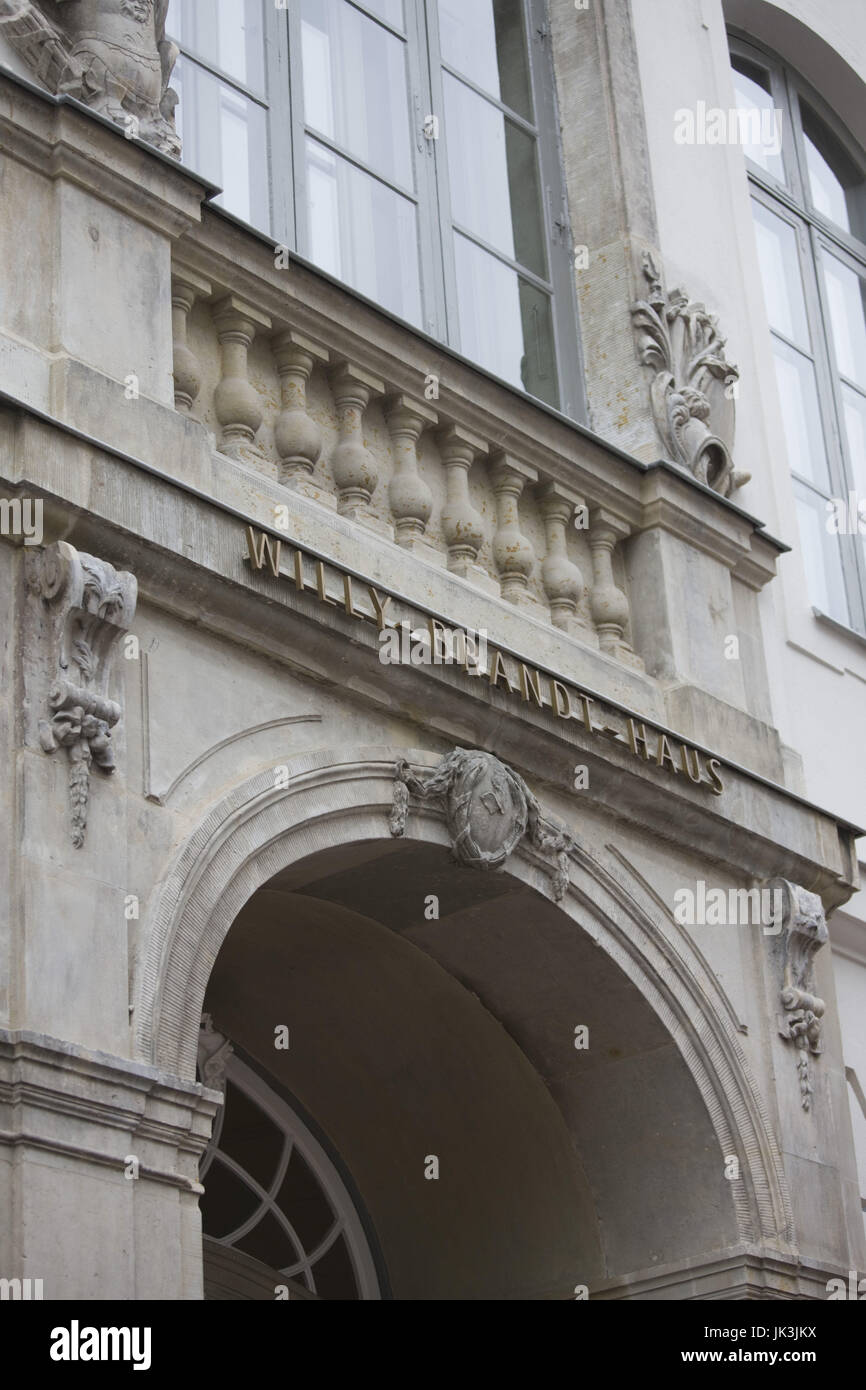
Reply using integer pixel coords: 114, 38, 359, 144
286, 0, 309, 256
420, 0, 460, 349
267, 0, 294, 246
527, 0, 584, 422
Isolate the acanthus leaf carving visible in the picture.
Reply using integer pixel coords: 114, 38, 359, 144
389, 748, 576, 902
765, 877, 829, 1112
0, 0, 181, 157
37, 541, 137, 848
632, 251, 750, 498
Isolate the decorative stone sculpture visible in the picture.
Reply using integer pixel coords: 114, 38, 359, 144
389, 748, 576, 901
37, 541, 137, 848
766, 877, 828, 1112
197, 1013, 233, 1091
0, 0, 181, 157
632, 252, 749, 497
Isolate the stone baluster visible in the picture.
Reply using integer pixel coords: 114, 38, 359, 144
171, 268, 211, 412
273, 329, 330, 501
588, 509, 640, 664
328, 361, 386, 529
212, 294, 271, 459
384, 393, 437, 547
537, 481, 591, 636
490, 453, 538, 604
437, 424, 489, 582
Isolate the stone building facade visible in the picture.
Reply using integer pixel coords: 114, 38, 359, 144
0, 0, 864, 1299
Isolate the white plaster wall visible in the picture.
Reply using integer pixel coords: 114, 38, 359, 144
631, 0, 866, 1257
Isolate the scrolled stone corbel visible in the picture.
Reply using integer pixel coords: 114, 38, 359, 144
765, 877, 829, 1111
37, 541, 137, 848
632, 252, 750, 497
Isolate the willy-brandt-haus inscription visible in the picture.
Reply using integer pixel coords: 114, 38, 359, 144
245, 525, 726, 796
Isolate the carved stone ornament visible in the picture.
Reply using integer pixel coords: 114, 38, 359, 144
37, 541, 137, 847
766, 877, 829, 1112
0, 0, 181, 156
389, 748, 576, 901
197, 1013, 233, 1091
632, 252, 750, 497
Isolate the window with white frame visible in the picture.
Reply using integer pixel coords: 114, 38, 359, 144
729, 36, 866, 635
199, 1049, 381, 1300
166, 0, 583, 416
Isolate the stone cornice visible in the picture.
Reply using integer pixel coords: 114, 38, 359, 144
0, 66, 211, 237
1, 400, 860, 908
0, 1029, 220, 1192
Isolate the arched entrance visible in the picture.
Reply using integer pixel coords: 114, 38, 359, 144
134, 747, 795, 1298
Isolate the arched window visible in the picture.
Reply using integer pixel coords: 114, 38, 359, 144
729, 36, 866, 635
198, 1041, 381, 1300
165, 0, 583, 417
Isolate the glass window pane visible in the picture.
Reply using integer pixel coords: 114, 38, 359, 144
822, 253, 866, 391
305, 137, 422, 326
771, 339, 831, 490
730, 58, 785, 182
167, 0, 265, 94
437, 0, 532, 120
804, 132, 851, 232
751, 201, 809, 347
793, 479, 850, 623
173, 57, 270, 230
841, 384, 866, 568
301, 0, 413, 190
444, 74, 545, 276
453, 234, 558, 407
360, 0, 404, 27
800, 101, 864, 238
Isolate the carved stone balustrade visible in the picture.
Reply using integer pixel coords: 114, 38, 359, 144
328, 361, 386, 532
537, 480, 592, 640
384, 393, 437, 550
589, 509, 642, 668
273, 329, 331, 504
490, 453, 539, 607
436, 423, 491, 588
212, 295, 271, 460
171, 268, 210, 412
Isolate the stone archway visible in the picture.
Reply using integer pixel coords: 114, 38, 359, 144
133, 745, 795, 1283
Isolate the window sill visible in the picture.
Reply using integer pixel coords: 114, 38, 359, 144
812, 607, 866, 650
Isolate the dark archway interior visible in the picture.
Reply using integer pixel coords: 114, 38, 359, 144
203, 840, 738, 1299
